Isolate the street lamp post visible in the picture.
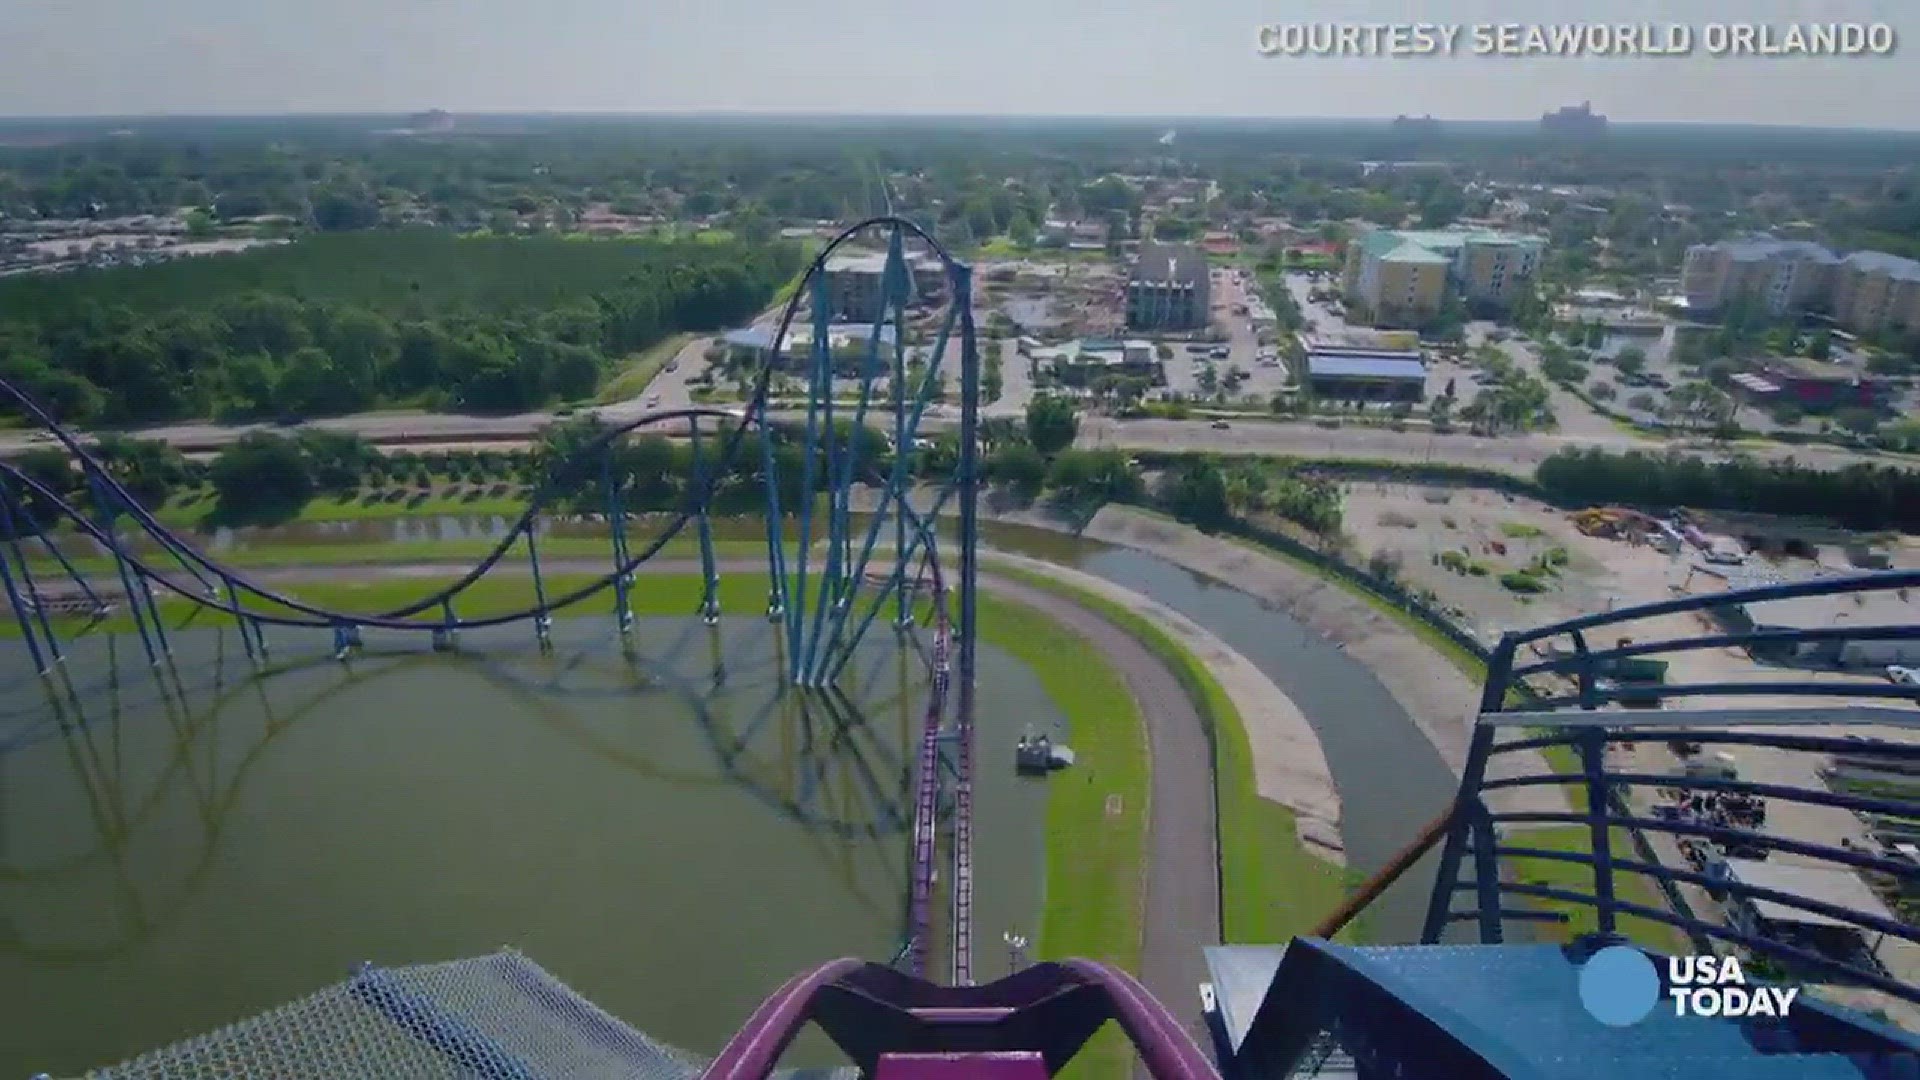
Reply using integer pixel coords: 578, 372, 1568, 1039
1002, 930, 1028, 976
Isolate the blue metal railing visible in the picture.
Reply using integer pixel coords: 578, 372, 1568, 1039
1423, 566, 1920, 1004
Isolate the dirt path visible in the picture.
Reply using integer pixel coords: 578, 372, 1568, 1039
136, 555, 1224, 1048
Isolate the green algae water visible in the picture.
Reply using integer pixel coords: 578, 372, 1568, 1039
0, 619, 1051, 1077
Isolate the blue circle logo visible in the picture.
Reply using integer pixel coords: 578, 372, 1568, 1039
1578, 946, 1660, 1027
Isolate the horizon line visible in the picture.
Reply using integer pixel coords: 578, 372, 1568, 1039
0, 108, 1915, 135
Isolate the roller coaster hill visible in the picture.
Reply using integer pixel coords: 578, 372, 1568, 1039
11, 219, 1920, 1079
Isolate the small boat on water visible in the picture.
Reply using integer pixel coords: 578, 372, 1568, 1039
1016, 731, 1075, 774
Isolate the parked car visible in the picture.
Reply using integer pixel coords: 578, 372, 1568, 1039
1210, 420, 1231, 430
1888, 665, 1920, 686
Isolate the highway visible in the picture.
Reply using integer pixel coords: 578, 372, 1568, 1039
1, 332, 1906, 476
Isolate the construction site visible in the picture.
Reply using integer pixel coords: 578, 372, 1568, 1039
978, 258, 1129, 340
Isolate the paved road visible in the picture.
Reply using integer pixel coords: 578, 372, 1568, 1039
1064, 415, 1905, 474
144, 556, 1220, 1034
982, 337, 1033, 419
5, 375, 1904, 477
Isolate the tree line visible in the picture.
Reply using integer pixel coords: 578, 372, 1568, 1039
0, 232, 801, 424
1536, 447, 1920, 533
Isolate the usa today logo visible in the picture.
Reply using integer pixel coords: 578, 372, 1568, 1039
1577, 946, 1800, 1026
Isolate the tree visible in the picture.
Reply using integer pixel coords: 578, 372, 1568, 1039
1613, 347, 1647, 377
209, 432, 314, 517
92, 435, 187, 509
1024, 394, 1079, 455
1665, 382, 1736, 431
1159, 458, 1230, 530
1834, 407, 1882, 439
1589, 380, 1618, 402
988, 442, 1047, 501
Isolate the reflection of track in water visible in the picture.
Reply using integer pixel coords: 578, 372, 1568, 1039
460, 618, 919, 842
0, 622, 920, 962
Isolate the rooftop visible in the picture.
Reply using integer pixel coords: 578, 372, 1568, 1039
1360, 228, 1546, 261
1306, 350, 1428, 381
1696, 235, 1838, 264
1721, 858, 1899, 929
1720, 572, 1920, 630
1844, 249, 1920, 282
1129, 242, 1207, 288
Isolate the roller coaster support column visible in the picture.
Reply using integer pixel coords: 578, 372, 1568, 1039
331, 622, 363, 661
804, 237, 899, 687
818, 288, 963, 683
225, 579, 258, 661
759, 401, 788, 623
786, 274, 832, 684
604, 461, 634, 635
892, 371, 911, 636
0, 514, 48, 674
433, 600, 458, 652
0, 491, 64, 668
526, 515, 554, 649
802, 280, 846, 685
4, 485, 102, 617
689, 416, 721, 626
88, 476, 161, 667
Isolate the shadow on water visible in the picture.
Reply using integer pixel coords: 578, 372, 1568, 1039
0, 615, 1055, 1077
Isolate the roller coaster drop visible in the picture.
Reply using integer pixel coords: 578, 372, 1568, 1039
0, 217, 985, 985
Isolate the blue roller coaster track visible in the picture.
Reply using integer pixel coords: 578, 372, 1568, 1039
0, 215, 984, 985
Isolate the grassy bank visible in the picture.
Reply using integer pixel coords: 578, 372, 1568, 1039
997, 567, 1354, 945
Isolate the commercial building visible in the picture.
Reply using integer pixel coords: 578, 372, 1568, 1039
1030, 338, 1162, 388
1681, 237, 1920, 338
1695, 566, 1920, 668
720, 324, 898, 376
1728, 357, 1892, 411
1340, 228, 1546, 326
1303, 346, 1428, 402
1126, 243, 1210, 330
821, 251, 947, 322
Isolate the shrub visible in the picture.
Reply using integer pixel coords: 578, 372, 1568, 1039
1501, 570, 1549, 593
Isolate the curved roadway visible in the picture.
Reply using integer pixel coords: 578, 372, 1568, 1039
129, 557, 1223, 1047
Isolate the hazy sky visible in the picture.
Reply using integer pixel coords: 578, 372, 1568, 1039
2, 0, 1916, 127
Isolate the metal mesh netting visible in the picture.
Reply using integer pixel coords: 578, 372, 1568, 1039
88, 950, 858, 1080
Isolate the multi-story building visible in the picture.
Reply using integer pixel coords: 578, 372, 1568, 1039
822, 251, 946, 322
1830, 251, 1920, 339
1540, 101, 1608, 137
1682, 237, 1920, 338
1126, 243, 1210, 330
1679, 236, 1837, 317
1340, 228, 1546, 327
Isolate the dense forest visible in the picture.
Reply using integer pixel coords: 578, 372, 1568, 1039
0, 231, 803, 423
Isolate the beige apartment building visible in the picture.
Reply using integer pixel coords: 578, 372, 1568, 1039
1679, 237, 1837, 317
1830, 251, 1920, 338
1681, 236, 1920, 338
1342, 228, 1545, 327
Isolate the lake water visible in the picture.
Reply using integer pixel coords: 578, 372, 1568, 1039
0, 619, 1051, 1077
